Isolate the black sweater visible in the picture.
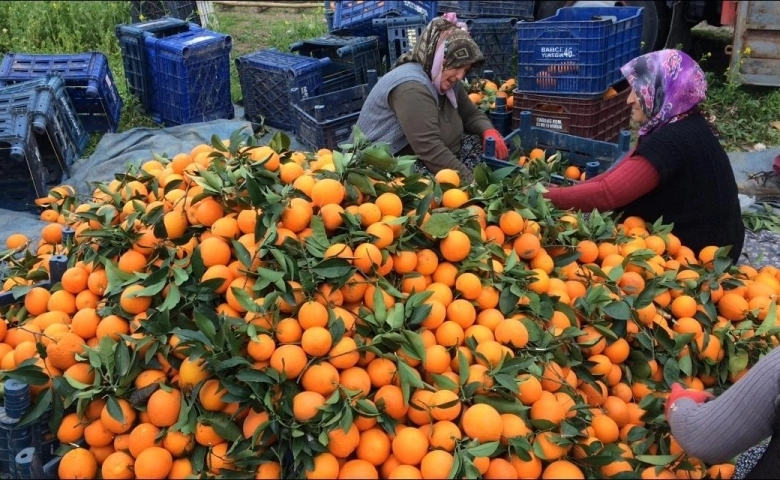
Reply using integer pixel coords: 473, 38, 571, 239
622, 114, 744, 263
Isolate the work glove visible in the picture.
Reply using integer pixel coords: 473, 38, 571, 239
665, 382, 714, 421
482, 129, 508, 160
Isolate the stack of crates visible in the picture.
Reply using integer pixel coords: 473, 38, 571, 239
292, 69, 379, 151
512, 7, 643, 142
0, 52, 124, 133
0, 74, 89, 212
115, 17, 234, 126
0, 380, 58, 480
437, 1, 535, 80
236, 29, 384, 134
327, 1, 438, 70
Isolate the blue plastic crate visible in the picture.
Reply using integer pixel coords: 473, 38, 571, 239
0, 52, 123, 133
466, 17, 517, 80
290, 35, 381, 93
378, 16, 426, 70
332, 1, 437, 34
236, 49, 328, 131
0, 110, 53, 212
517, 7, 643, 95
115, 17, 197, 111
482, 111, 632, 177
489, 95, 512, 137
0, 75, 87, 178
144, 28, 234, 126
292, 70, 378, 151
438, 1, 533, 19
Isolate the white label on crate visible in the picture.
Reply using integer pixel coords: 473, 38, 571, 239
106, 74, 118, 102
140, 19, 170, 28
60, 99, 83, 138
183, 35, 214, 46
535, 117, 565, 131
403, 1, 428, 18
536, 45, 578, 60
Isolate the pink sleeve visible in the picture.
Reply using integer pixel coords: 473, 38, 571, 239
543, 154, 661, 212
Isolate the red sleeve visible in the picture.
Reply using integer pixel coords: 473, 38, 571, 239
543, 154, 661, 212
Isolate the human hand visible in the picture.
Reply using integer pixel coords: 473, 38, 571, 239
665, 383, 714, 420
482, 129, 508, 159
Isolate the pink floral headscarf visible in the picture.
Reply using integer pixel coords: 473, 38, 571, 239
395, 13, 484, 108
620, 49, 708, 136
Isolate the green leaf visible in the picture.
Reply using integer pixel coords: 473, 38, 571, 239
3, 364, 50, 386
396, 360, 424, 405
678, 354, 693, 376
159, 283, 182, 311
311, 258, 355, 279
194, 311, 218, 343
635, 454, 680, 466
421, 213, 459, 239
728, 350, 749, 374
467, 441, 500, 457
106, 396, 125, 425
231, 239, 253, 268
206, 413, 242, 442
17, 388, 52, 427
603, 300, 631, 320
114, 342, 132, 378
756, 297, 778, 336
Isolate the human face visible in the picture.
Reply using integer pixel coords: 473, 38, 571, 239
439, 65, 469, 92
627, 89, 648, 123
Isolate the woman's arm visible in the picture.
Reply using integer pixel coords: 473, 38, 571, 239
668, 347, 780, 463
543, 155, 660, 211
389, 82, 474, 182
456, 84, 494, 136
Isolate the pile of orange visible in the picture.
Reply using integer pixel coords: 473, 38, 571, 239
0, 133, 769, 480
467, 77, 515, 111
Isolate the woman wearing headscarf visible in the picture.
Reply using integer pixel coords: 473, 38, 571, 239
354, 13, 508, 183
544, 49, 744, 263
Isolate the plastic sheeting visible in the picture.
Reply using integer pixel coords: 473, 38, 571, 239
0, 119, 307, 247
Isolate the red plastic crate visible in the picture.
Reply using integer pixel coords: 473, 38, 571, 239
511, 81, 631, 143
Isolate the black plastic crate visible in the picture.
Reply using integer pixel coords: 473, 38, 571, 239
236, 49, 328, 131
466, 17, 518, 80
144, 27, 234, 126
0, 52, 123, 133
130, 0, 202, 25
115, 17, 197, 111
438, 1, 534, 19
0, 112, 49, 213
376, 16, 426, 70
290, 35, 382, 93
512, 80, 632, 143
292, 70, 378, 151
483, 110, 632, 175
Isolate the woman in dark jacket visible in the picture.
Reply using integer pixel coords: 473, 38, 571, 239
544, 49, 744, 263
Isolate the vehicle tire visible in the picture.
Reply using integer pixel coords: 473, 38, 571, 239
534, 1, 670, 54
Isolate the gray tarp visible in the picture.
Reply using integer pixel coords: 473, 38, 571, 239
0, 119, 308, 247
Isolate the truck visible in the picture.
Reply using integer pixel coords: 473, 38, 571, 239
533, 1, 731, 55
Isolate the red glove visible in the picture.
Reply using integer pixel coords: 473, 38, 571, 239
482, 129, 508, 160
665, 383, 714, 420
